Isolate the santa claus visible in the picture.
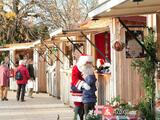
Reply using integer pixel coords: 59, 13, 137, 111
71, 54, 93, 120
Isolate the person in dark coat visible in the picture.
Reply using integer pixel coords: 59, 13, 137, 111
26, 58, 35, 98
81, 61, 97, 118
16, 60, 30, 102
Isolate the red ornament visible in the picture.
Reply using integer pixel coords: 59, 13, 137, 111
113, 41, 125, 51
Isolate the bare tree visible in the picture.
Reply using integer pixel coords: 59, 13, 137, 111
0, 0, 49, 43
0, 0, 98, 44
38, 0, 98, 30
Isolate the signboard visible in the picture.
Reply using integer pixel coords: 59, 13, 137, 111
102, 105, 114, 117
125, 30, 145, 58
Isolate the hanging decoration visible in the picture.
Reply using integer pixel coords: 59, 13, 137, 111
53, 47, 58, 53
112, 41, 125, 52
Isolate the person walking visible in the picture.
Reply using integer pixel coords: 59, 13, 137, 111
26, 58, 35, 98
0, 61, 10, 101
16, 60, 30, 102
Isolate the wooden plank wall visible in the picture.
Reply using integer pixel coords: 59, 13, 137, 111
38, 57, 47, 92
116, 28, 144, 105
95, 73, 111, 105
56, 60, 60, 98
156, 13, 160, 60
60, 69, 73, 107
59, 41, 74, 106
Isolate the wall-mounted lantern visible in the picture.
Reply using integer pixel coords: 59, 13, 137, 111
131, 0, 144, 4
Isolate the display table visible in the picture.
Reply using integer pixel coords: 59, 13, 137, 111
95, 105, 140, 120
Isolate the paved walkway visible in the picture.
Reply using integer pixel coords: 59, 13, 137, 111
0, 91, 74, 120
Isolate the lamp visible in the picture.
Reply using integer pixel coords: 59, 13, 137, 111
131, 0, 144, 5
131, 0, 143, 2
131, 0, 144, 4
91, 18, 99, 21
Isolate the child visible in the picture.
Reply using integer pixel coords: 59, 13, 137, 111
82, 62, 97, 118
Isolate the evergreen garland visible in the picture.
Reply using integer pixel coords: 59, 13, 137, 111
132, 28, 156, 120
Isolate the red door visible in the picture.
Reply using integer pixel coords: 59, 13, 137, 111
95, 32, 110, 61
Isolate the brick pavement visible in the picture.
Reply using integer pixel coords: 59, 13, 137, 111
0, 91, 74, 120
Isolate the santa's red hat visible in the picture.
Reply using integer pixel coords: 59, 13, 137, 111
77, 54, 93, 67
97, 59, 105, 68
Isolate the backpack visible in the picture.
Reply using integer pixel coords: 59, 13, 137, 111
15, 70, 23, 80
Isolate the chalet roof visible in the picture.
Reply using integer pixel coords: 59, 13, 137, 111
50, 27, 110, 39
0, 40, 41, 51
88, 0, 160, 18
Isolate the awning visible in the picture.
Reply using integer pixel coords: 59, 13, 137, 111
50, 27, 111, 63
88, 0, 160, 18
50, 27, 109, 38
0, 40, 41, 51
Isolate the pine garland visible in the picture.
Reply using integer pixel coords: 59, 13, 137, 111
132, 28, 156, 120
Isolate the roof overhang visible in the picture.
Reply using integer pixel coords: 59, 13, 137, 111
89, 0, 160, 18
50, 27, 110, 39
0, 40, 41, 51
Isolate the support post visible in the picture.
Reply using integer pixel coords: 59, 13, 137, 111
35, 49, 51, 65
53, 42, 71, 63
41, 40, 63, 64
9, 56, 16, 67
66, 37, 83, 54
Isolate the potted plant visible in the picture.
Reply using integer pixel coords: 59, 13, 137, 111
86, 110, 101, 120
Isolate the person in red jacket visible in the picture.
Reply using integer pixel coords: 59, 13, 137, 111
16, 60, 30, 102
71, 54, 93, 120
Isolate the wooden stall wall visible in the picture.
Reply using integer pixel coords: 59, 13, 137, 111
38, 56, 47, 92
33, 49, 39, 92
116, 26, 144, 105
59, 42, 72, 105
156, 14, 160, 60
46, 49, 54, 95
59, 41, 73, 106
9, 50, 17, 90
95, 73, 111, 105
60, 69, 73, 106
53, 60, 60, 98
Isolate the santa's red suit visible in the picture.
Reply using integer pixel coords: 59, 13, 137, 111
71, 54, 93, 106
71, 65, 84, 106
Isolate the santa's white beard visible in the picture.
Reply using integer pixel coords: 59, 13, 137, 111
78, 64, 94, 76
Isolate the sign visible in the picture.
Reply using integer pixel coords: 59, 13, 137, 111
102, 105, 114, 117
125, 30, 145, 58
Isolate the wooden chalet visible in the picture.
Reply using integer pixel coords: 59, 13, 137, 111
48, 0, 160, 106
87, 0, 160, 104
0, 40, 49, 93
